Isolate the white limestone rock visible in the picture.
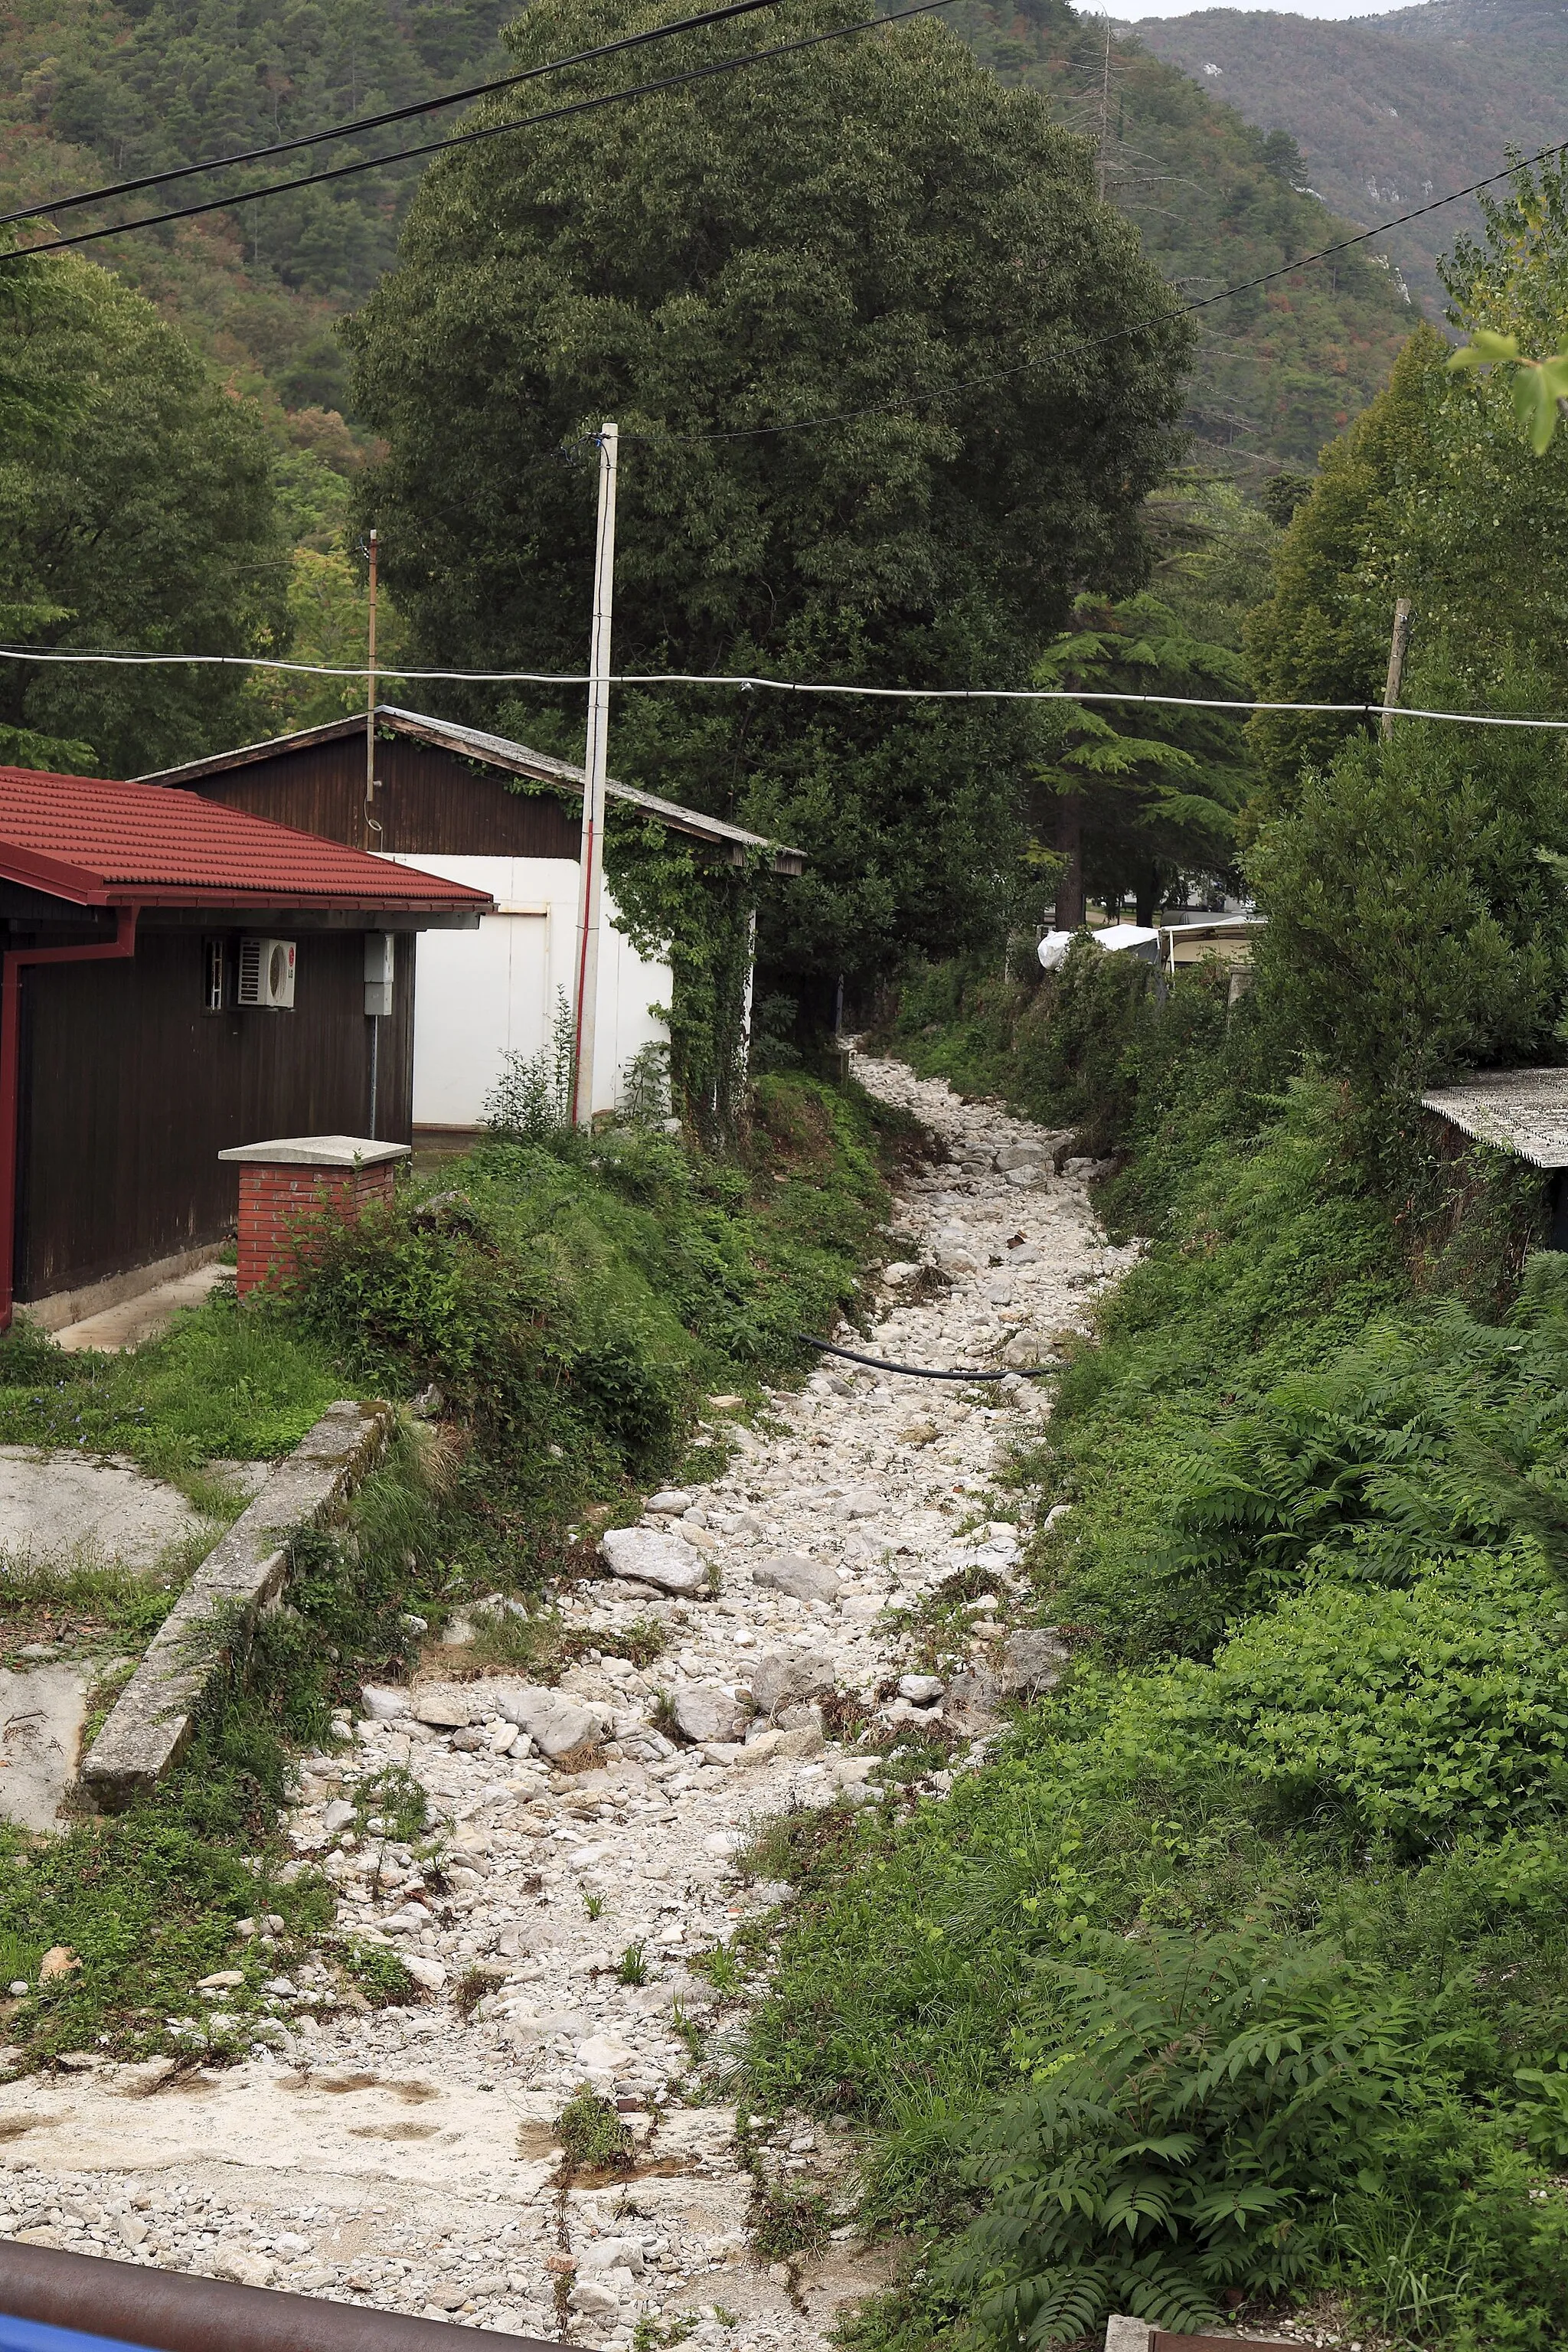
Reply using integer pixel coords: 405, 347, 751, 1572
672, 1684, 750, 1746
601, 1526, 708, 1596
753, 1552, 841, 1604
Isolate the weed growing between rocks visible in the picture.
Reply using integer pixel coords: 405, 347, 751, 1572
748, 2184, 835, 2263
351, 1766, 427, 1842
343, 1940, 419, 2009
557, 2086, 635, 2174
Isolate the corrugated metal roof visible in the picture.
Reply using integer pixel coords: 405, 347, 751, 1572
0, 766, 493, 912
135, 705, 808, 874
1422, 1067, 1568, 1168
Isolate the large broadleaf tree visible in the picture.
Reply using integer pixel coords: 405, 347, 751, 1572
345, 0, 1193, 1016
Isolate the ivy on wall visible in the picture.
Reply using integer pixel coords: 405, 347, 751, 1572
606, 813, 764, 1147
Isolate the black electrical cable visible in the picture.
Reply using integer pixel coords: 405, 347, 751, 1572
0, 0, 959, 264
799, 1333, 1060, 1381
0, 0, 789, 233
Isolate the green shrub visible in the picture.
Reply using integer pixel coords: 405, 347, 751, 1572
937, 1926, 1435, 2345
1107, 1542, 1568, 1847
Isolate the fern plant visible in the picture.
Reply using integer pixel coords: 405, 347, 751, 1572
936, 1926, 1433, 2347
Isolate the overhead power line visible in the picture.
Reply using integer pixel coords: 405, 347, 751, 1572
0, 0, 789, 233
0, 643, 1565, 732
0, 12, 1554, 452
0, 0, 959, 264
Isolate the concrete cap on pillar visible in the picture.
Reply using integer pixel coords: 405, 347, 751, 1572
217, 1135, 411, 1167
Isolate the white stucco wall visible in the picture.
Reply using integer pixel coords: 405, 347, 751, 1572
380, 853, 671, 1126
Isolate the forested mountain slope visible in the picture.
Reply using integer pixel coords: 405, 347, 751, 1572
956, 0, 1412, 471
1137, 0, 1568, 315
0, 0, 1410, 479
0, 0, 514, 412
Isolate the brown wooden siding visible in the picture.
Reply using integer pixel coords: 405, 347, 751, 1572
15, 922, 415, 1302
189, 738, 583, 859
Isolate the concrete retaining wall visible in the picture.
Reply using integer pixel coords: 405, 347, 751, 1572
81, 1400, 391, 1811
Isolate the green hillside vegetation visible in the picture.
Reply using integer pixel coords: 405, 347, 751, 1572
952, 0, 1412, 472
0, 0, 1410, 510
0, 0, 513, 405
1138, 0, 1568, 318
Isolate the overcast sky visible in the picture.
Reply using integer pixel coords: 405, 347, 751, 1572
1110, 1, 1397, 18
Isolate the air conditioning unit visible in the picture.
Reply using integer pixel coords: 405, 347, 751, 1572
237, 936, 296, 1009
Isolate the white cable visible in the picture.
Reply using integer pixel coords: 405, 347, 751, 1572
2, 642, 1568, 730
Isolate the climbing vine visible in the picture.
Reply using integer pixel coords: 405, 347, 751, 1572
605, 812, 764, 1148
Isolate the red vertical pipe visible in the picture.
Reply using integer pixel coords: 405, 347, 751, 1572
0, 902, 139, 1330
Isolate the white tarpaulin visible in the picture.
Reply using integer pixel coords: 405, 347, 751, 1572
1038, 924, 1161, 972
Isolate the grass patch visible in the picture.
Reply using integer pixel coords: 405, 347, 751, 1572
749, 2184, 835, 2262
0, 1302, 343, 1492
557, 2085, 635, 2173
0, 1555, 188, 1667
343, 1939, 419, 2009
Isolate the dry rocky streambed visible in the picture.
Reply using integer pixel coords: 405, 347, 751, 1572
0, 1053, 1134, 2347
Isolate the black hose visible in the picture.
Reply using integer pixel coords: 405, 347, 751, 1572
798, 1333, 1061, 1381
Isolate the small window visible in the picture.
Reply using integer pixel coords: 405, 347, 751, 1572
202, 937, 227, 1012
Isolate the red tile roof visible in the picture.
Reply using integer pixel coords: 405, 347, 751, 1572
0, 766, 492, 913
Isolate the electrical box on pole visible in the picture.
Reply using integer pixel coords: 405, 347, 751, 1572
571, 420, 619, 1128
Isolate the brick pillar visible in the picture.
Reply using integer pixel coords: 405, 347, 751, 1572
217, 1137, 411, 1298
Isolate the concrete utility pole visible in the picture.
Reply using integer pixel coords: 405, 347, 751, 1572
1380, 595, 1413, 740
570, 421, 619, 1129
1097, 15, 1112, 201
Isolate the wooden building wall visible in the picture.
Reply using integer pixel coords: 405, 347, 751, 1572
190, 737, 583, 860
15, 922, 415, 1303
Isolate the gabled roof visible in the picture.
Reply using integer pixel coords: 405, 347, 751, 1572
136, 705, 806, 875
1422, 1067, 1568, 1169
0, 766, 493, 915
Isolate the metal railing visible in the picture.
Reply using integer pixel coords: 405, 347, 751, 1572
0, 2242, 570, 2352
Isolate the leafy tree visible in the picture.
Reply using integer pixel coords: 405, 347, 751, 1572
238, 547, 409, 740
1248, 720, 1568, 1119
1034, 593, 1247, 928
1243, 325, 1448, 814
0, 256, 289, 776
347, 0, 1193, 1008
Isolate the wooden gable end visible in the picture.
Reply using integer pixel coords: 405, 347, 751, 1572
188, 734, 583, 861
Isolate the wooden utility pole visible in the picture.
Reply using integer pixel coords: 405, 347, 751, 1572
364, 528, 382, 846
570, 422, 619, 1129
1380, 595, 1413, 740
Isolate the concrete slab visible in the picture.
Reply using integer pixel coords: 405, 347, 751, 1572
54, 1262, 230, 1354
0, 1663, 89, 1829
83, 1402, 390, 1809
0, 1451, 206, 1571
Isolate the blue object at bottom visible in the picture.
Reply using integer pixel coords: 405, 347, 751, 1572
0, 2315, 158, 2352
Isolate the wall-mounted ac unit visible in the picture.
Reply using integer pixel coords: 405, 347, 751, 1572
237, 936, 296, 1009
